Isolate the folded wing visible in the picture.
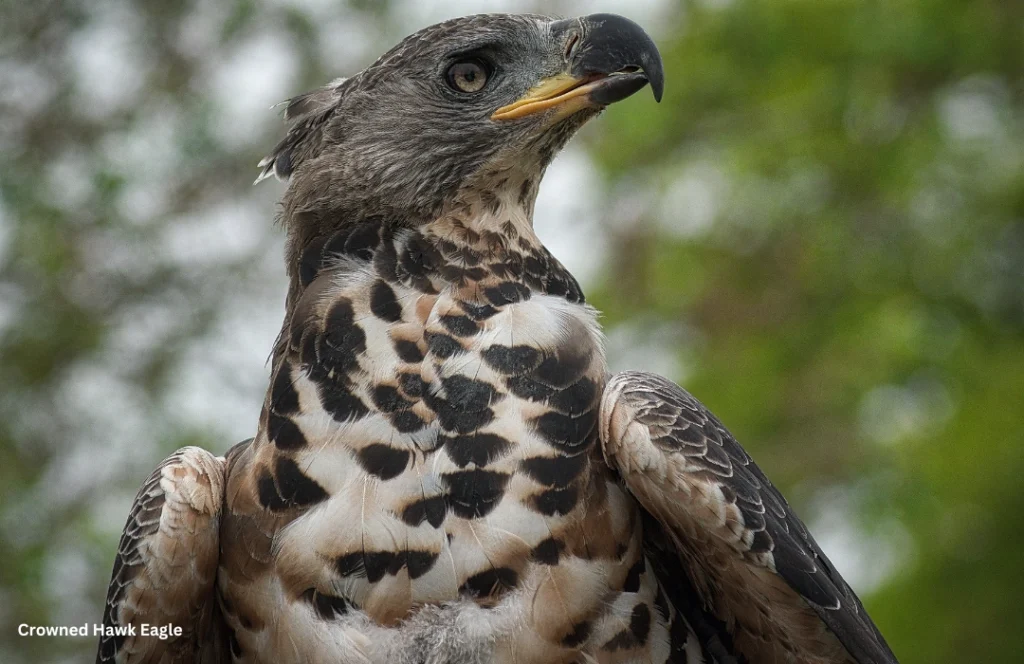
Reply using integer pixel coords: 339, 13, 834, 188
97, 446, 228, 664
599, 371, 897, 664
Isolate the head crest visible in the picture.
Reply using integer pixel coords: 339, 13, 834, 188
255, 77, 348, 184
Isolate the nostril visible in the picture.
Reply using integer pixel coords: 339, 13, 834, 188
564, 32, 580, 60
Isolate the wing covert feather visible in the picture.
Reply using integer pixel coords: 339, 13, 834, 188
97, 446, 228, 664
599, 371, 897, 664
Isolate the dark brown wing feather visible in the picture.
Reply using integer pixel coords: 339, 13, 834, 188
97, 446, 229, 664
600, 371, 898, 664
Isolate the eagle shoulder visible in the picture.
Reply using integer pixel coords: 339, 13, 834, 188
599, 371, 898, 664
97, 446, 230, 664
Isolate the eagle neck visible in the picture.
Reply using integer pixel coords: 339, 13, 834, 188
417, 193, 584, 306
424, 173, 544, 255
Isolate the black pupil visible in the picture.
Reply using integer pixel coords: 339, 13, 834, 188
452, 61, 485, 91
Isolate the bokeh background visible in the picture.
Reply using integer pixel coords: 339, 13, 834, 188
2, 0, 1022, 661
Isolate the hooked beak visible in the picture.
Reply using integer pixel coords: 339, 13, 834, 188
491, 13, 663, 121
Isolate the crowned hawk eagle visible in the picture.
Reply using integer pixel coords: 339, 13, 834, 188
98, 13, 898, 664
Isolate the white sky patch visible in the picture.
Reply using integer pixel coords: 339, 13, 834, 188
90, 489, 142, 538
116, 177, 174, 226
163, 259, 286, 450
0, 59, 58, 119
534, 147, 607, 287
66, 2, 148, 119
176, 2, 233, 59
393, 0, 676, 37
107, 300, 190, 370
100, 104, 185, 223
316, 11, 379, 68
938, 76, 1009, 143
207, 30, 301, 149
604, 320, 688, 379
396, 0, 526, 26
266, 0, 346, 19
43, 361, 158, 505
162, 198, 268, 266
908, 177, 967, 247
165, 341, 268, 451
601, 174, 658, 237
657, 161, 727, 238
551, 0, 676, 32
858, 373, 956, 446
809, 487, 912, 595
44, 148, 95, 213
70, 226, 160, 298
43, 545, 95, 626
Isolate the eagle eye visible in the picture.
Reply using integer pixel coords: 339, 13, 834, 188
445, 59, 491, 94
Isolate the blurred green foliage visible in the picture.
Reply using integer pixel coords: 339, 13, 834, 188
588, 1, 1024, 662
1, 0, 1021, 662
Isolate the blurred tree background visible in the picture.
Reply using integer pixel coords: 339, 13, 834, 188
1, 0, 1021, 661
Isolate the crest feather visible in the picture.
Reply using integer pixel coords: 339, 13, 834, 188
255, 77, 348, 184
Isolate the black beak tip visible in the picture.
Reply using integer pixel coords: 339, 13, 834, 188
579, 13, 664, 104
648, 63, 664, 103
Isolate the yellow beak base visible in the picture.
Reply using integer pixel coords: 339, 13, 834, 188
490, 73, 600, 121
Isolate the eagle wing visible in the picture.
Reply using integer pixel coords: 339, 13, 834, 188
97, 446, 228, 663
599, 371, 897, 664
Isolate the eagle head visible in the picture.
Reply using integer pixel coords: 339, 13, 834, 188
260, 13, 662, 258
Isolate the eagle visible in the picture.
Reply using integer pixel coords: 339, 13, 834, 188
98, 13, 898, 664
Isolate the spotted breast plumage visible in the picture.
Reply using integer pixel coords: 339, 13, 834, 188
98, 12, 898, 664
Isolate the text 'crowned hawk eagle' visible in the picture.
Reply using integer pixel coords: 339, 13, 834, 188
98, 13, 898, 664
